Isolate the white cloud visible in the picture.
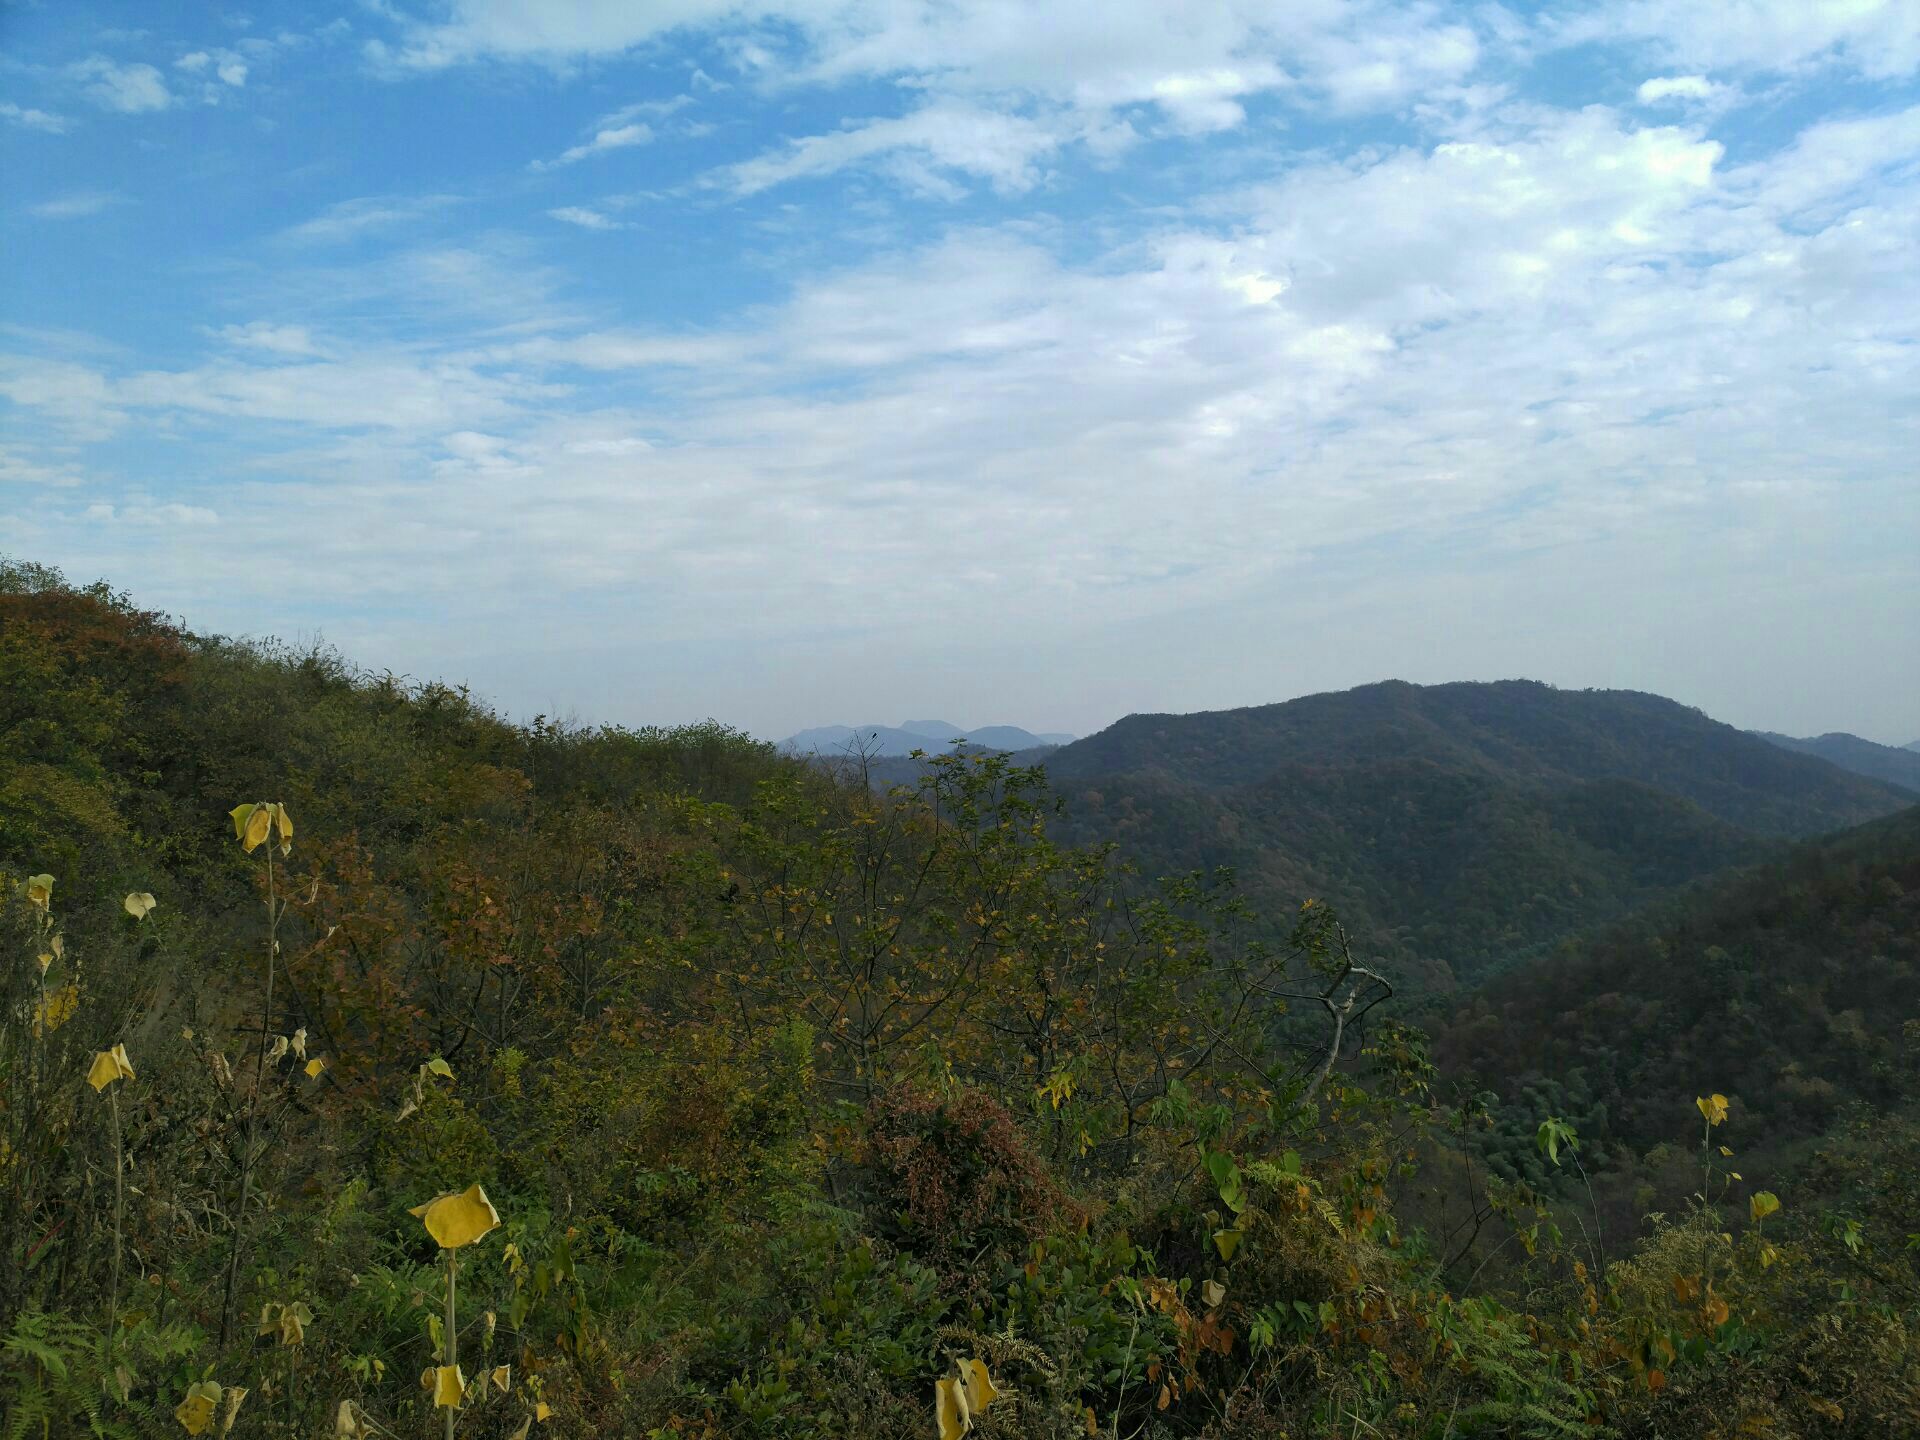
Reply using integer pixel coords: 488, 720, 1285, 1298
67, 57, 172, 113
9, 26, 1919, 737
1636, 74, 1724, 104
177, 49, 250, 88
85, 500, 220, 525
722, 102, 1065, 196
536, 122, 653, 168
0, 101, 68, 133
28, 192, 123, 220
1724, 103, 1920, 221
279, 194, 460, 245
214, 322, 324, 356
547, 206, 632, 230
382, 1, 1494, 128
1563, 0, 1920, 79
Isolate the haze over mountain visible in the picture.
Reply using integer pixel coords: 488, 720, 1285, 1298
1040, 680, 1914, 985
782, 721, 1074, 757
1752, 730, 1920, 794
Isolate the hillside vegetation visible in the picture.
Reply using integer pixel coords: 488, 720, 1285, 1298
1042, 682, 1911, 983
2, 560, 1916, 1439
1752, 730, 1920, 794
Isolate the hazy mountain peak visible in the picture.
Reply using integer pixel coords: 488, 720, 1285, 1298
782, 722, 1075, 757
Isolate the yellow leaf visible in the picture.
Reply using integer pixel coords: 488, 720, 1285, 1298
279, 1302, 312, 1346
274, 803, 294, 846
218, 1385, 248, 1436
36, 953, 52, 979
410, 1184, 501, 1250
229, 804, 257, 841
124, 891, 158, 920
243, 806, 273, 854
1696, 1094, 1729, 1126
935, 1377, 968, 1440
491, 1365, 511, 1393
25, 874, 53, 910
305, 1056, 327, 1080
1201, 1279, 1227, 1309
535, 1401, 552, 1422
36, 983, 79, 1036
89, 1044, 135, 1092
333, 1400, 361, 1438
508, 1419, 532, 1440
176, 1381, 222, 1436
960, 1358, 999, 1414
266, 1035, 289, 1066
425, 1056, 455, 1080
1759, 1242, 1780, 1270
1749, 1191, 1781, 1223
1718, 1145, 1733, 1157
258, 1303, 280, 1337
430, 1365, 465, 1409
1213, 1228, 1242, 1261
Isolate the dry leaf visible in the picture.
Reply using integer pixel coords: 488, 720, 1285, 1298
431, 1365, 466, 1409
88, 1044, 135, 1092
176, 1381, 222, 1436
410, 1184, 501, 1250
935, 1377, 969, 1440
959, 1359, 999, 1415
36, 983, 79, 1036
219, 1385, 248, 1436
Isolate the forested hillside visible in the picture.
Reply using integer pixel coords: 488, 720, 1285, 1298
1041, 682, 1911, 983
1436, 801, 1920, 1161
2, 560, 1916, 1439
1752, 730, 1920, 794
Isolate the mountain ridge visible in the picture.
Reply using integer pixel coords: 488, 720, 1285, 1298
1752, 729, 1920, 794
1038, 679, 1914, 984
783, 720, 1075, 756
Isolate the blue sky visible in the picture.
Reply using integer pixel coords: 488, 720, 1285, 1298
3, 1, 1918, 743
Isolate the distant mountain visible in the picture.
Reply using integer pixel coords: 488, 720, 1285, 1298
783, 722, 1074, 757
1908, 740, 1920, 754
1039, 680, 1914, 985
1753, 730, 1920, 794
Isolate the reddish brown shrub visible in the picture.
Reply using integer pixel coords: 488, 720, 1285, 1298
861, 1084, 1079, 1262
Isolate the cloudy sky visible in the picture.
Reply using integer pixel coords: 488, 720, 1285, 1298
3, 1, 1917, 744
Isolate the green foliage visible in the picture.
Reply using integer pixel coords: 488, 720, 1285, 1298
2, 558, 1917, 1440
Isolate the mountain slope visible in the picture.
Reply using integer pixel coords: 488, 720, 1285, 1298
1042, 681, 1914, 984
1434, 801, 1920, 1158
1049, 680, 1905, 836
1754, 730, 1920, 794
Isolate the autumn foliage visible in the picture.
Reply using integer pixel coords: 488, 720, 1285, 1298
2, 557, 1917, 1438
